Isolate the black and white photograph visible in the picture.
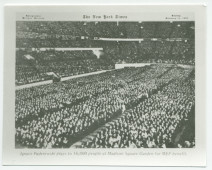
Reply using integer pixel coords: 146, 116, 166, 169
15, 21, 195, 149
2, 5, 206, 166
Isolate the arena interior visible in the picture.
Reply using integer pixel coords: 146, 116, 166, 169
15, 21, 195, 148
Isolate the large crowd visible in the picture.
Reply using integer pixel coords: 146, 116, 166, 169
16, 21, 194, 40
15, 65, 195, 148
16, 40, 194, 85
15, 21, 195, 148
16, 50, 114, 85
80, 68, 195, 148
15, 21, 195, 85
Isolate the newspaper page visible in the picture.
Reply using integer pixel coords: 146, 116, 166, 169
2, 5, 206, 166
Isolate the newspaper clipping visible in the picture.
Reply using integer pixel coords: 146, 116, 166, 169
3, 5, 206, 166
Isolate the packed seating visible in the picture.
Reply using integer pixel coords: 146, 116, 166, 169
81, 68, 195, 148
15, 65, 195, 148
16, 50, 114, 85
15, 21, 195, 148
16, 21, 194, 86
16, 21, 194, 40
